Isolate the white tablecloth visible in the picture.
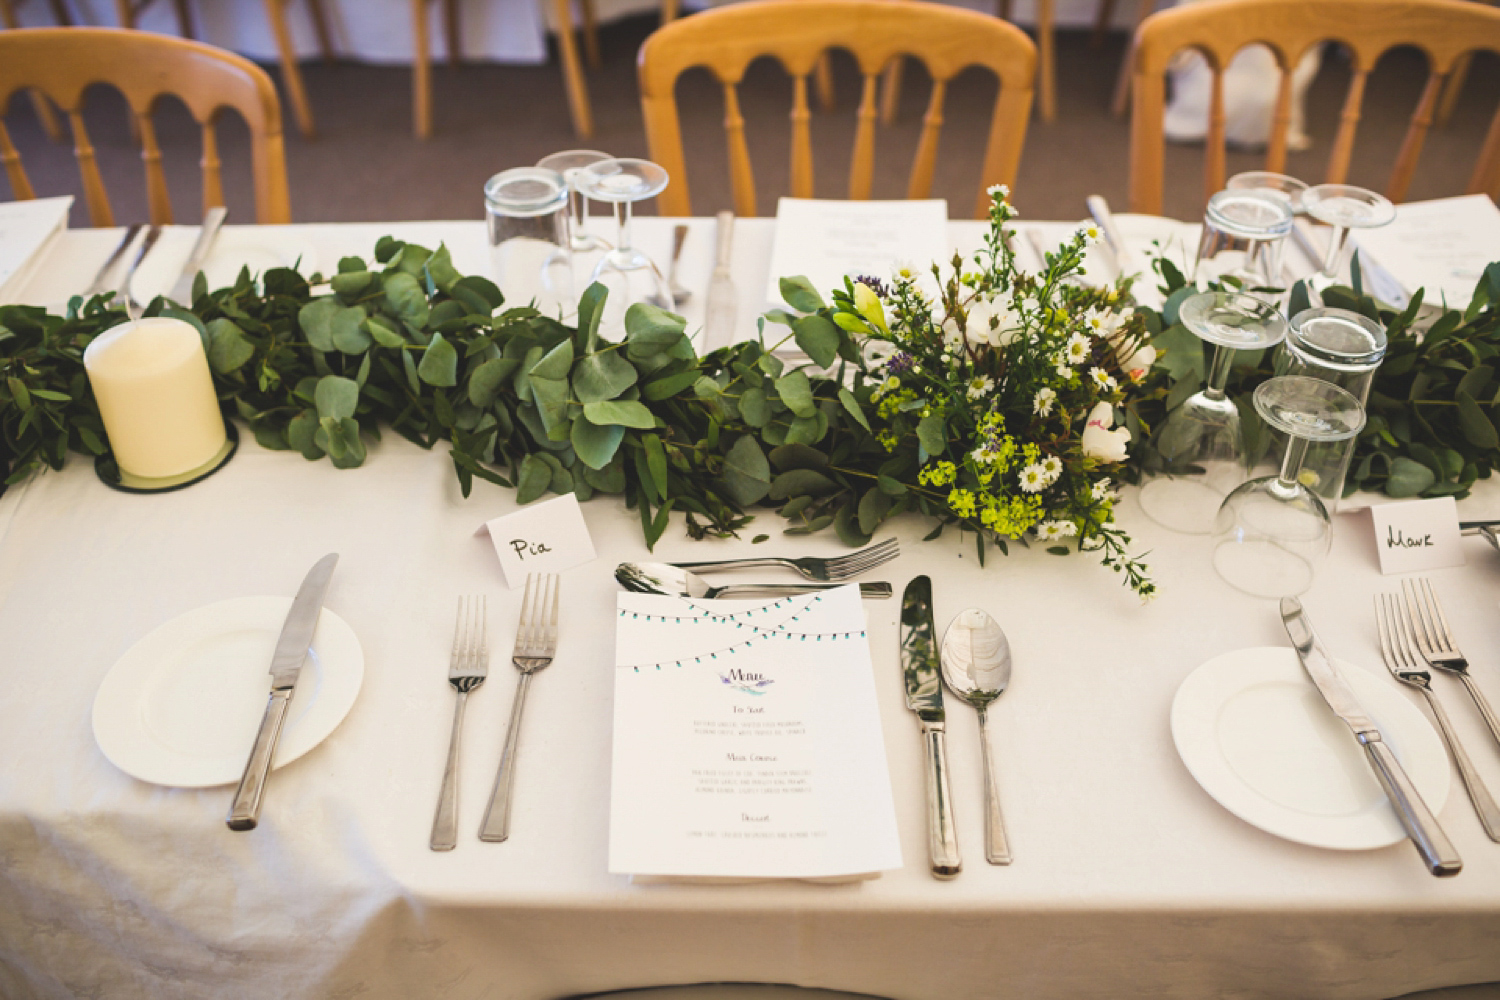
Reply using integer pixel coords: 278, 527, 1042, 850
2, 219, 1500, 1000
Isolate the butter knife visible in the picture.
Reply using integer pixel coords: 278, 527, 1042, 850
900, 575, 961, 879
703, 211, 737, 351
227, 553, 339, 831
1280, 597, 1461, 877
169, 205, 227, 304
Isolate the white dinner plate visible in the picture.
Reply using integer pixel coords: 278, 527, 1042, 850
1171, 646, 1449, 850
92, 596, 363, 787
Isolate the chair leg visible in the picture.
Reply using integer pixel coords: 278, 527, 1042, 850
1036, 0, 1055, 121
580, 0, 601, 72
1437, 52, 1472, 126
660, 0, 679, 22
1092, 0, 1116, 49
307, 0, 336, 60
113, 0, 134, 27
172, 0, 194, 37
413, 0, 431, 137
880, 59, 903, 126
442, 0, 460, 64
551, 0, 594, 136
264, 0, 317, 137
47, 0, 73, 24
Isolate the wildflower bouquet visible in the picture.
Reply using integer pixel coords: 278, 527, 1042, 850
811, 190, 1159, 597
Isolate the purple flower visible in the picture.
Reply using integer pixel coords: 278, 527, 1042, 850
885, 351, 916, 375
854, 275, 891, 299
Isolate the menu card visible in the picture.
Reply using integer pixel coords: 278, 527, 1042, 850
0, 196, 71, 304
765, 197, 947, 308
1353, 194, 1500, 309
609, 585, 902, 881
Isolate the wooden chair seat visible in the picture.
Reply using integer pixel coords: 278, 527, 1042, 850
638, 0, 1037, 220
1126, 0, 1500, 215
0, 26, 292, 225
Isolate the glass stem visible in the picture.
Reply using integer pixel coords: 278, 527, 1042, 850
614, 200, 635, 256
1203, 344, 1235, 401
1272, 436, 1310, 500
1321, 224, 1350, 281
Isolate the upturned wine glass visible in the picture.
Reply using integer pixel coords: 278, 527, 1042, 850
1227, 171, 1309, 215
1301, 183, 1396, 292
536, 149, 612, 253
1139, 291, 1288, 534
573, 157, 674, 324
1193, 189, 1294, 292
1211, 376, 1366, 598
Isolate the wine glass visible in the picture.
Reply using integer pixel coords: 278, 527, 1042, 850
537, 149, 612, 253
573, 157, 674, 325
1193, 189, 1294, 292
1301, 183, 1396, 293
1226, 171, 1309, 215
1211, 376, 1366, 598
1138, 291, 1288, 534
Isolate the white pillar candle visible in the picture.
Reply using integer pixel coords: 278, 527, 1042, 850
83, 317, 227, 480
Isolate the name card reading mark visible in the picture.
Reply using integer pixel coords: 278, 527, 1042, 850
511, 539, 554, 560
1386, 526, 1434, 550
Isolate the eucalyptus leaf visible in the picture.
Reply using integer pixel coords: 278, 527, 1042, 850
583, 399, 655, 428
769, 468, 837, 500
779, 276, 825, 314
573, 349, 638, 403
417, 332, 459, 387
206, 318, 254, 373
721, 434, 771, 505
774, 370, 816, 418
571, 416, 626, 470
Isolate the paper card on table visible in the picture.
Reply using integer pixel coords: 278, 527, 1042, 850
1369, 496, 1465, 575
765, 198, 947, 310
477, 493, 597, 588
1353, 195, 1500, 309
609, 586, 902, 881
0, 196, 72, 304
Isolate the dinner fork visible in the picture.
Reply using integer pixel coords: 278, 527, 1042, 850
479, 573, 559, 843
430, 595, 488, 852
1403, 577, 1500, 753
1377, 593, 1500, 842
672, 536, 899, 582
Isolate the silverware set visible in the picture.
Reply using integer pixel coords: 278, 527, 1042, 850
614, 538, 899, 602
82, 211, 227, 314
1376, 579, 1500, 843
427, 573, 560, 851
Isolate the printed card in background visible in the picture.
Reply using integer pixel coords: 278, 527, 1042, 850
477, 493, 597, 587
1369, 496, 1465, 575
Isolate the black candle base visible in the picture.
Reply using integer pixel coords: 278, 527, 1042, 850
95, 420, 238, 494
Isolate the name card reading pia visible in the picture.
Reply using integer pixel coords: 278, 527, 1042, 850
1369, 496, 1465, 575
477, 492, 597, 588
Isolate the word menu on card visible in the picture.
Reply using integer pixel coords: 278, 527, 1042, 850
609, 585, 901, 881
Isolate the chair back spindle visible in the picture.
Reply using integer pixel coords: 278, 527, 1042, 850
639, 0, 1037, 219
0, 27, 291, 225
1127, 0, 1500, 215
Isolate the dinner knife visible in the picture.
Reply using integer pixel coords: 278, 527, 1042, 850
703, 211, 737, 351
169, 205, 228, 305
1086, 194, 1137, 279
900, 575, 961, 879
1280, 597, 1461, 877
227, 553, 339, 831
82, 223, 142, 298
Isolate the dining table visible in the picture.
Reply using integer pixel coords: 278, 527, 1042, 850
2, 214, 1499, 1000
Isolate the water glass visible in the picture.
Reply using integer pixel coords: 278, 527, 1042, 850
1194, 190, 1294, 292
537, 149, 612, 253
1271, 306, 1387, 509
484, 166, 573, 317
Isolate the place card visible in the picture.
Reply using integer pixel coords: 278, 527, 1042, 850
477, 493, 597, 588
609, 586, 902, 881
1353, 194, 1500, 309
0, 195, 71, 304
765, 197, 947, 309
1369, 496, 1465, 575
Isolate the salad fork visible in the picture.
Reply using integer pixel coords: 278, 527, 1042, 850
673, 536, 899, 582
431, 595, 488, 852
1403, 577, 1500, 752
480, 573, 559, 843
1377, 593, 1500, 842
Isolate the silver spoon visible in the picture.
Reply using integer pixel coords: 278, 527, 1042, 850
616, 562, 891, 600
940, 607, 1013, 865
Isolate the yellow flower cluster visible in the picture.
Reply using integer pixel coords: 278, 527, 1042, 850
918, 461, 957, 487
876, 388, 919, 420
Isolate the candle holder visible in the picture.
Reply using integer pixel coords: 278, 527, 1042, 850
95, 419, 237, 494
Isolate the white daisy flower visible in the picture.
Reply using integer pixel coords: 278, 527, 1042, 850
1039, 455, 1062, 483
1064, 333, 1091, 365
1077, 223, 1103, 245
1091, 477, 1115, 501
1089, 367, 1118, 392
1018, 464, 1048, 493
1033, 387, 1056, 416
966, 375, 995, 401
1036, 519, 1078, 541
987, 183, 1011, 198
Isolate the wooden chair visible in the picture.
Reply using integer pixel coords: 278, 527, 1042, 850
638, 0, 1036, 219
0, 0, 67, 140
1126, 0, 1500, 215
412, 0, 461, 138
0, 27, 292, 225
112, 0, 330, 139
